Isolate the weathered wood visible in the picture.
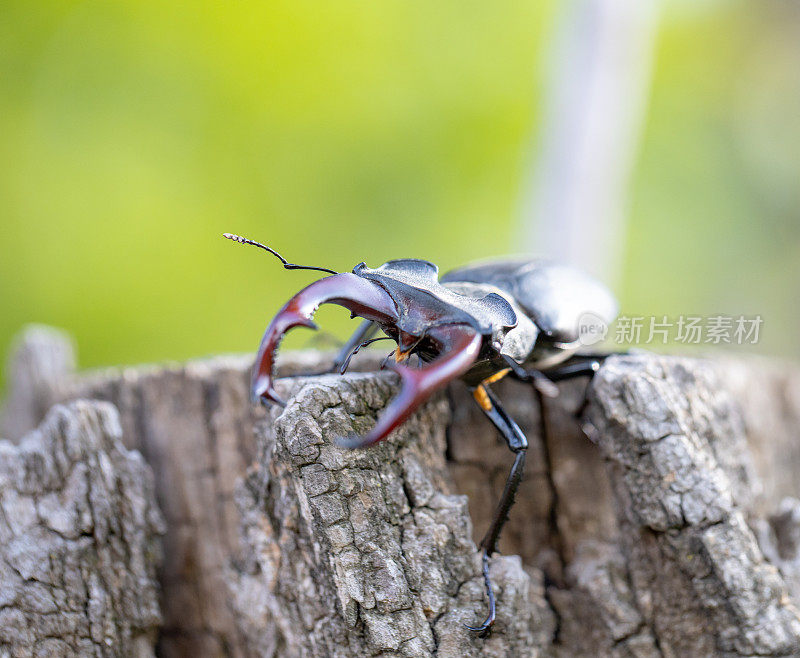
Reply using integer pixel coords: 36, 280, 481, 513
233, 373, 555, 657
582, 355, 800, 656
716, 356, 800, 512
0, 325, 75, 443
58, 355, 262, 657
0, 400, 163, 657
0, 329, 384, 657
3, 325, 800, 656
230, 355, 800, 656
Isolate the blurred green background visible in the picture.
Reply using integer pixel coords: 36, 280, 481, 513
1, 1, 799, 390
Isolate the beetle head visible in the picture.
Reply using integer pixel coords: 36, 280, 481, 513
249, 257, 491, 449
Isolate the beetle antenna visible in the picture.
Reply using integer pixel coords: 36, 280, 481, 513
223, 233, 339, 275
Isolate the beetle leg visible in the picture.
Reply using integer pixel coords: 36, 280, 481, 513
502, 354, 560, 398
466, 383, 528, 635
338, 335, 393, 375
540, 353, 615, 381
539, 354, 619, 417
331, 319, 379, 374
466, 354, 618, 632
252, 273, 398, 406
337, 324, 482, 449
508, 352, 618, 385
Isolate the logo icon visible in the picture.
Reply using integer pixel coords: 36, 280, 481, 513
577, 312, 608, 346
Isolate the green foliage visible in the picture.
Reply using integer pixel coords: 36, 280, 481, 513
1, 1, 797, 391
625, 2, 800, 352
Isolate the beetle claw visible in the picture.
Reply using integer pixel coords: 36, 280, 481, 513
250, 273, 399, 416
251, 309, 317, 407
464, 549, 496, 635
251, 278, 480, 452
253, 383, 287, 408
334, 326, 482, 450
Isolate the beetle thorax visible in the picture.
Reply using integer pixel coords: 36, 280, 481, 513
352, 259, 536, 363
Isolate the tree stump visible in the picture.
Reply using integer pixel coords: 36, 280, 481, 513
0, 399, 163, 657
2, 325, 800, 656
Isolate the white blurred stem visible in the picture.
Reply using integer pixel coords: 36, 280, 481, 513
520, 0, 661, 287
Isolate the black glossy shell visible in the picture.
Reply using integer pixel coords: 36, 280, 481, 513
353, 260, 517, 344
441, 258, 618, 344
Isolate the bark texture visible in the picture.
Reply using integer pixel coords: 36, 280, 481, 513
3, 324, 800, 656
582, 356, 800, 656
0, 400, 163, 657
233, 374, 554, 657
1, 328, 384, 657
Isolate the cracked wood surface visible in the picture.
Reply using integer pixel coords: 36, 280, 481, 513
2, 329, 387, 657
3, 325, 800, 656
0, 400, 163, 657
234, 373, 554, 656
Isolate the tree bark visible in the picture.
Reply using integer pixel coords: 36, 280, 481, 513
2, 325, 800, 656
1, 328, 385, 657
0, 399, 163, 657
233, 373, 554, 657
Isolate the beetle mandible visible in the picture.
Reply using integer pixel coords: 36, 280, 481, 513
224, 233, 618, 634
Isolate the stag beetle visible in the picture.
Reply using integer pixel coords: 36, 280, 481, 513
224, 233, 618, 634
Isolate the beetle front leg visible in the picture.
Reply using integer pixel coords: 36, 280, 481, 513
541, 353, 609, 381
466, 382, 528, 635
331, 319, 379, 374
501, 355, 560, 398
506, 352, 618, 385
